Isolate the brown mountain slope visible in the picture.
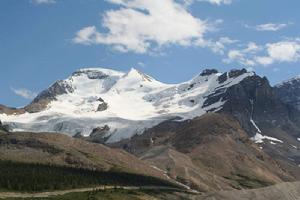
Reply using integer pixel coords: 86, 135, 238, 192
198, 181, 300, 200
111, 113, 295, 192
160, 181, 300, 200
0, 132, 168, 180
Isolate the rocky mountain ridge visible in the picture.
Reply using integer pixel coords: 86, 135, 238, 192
275, 76, 300, 111
0, 67, 254, 142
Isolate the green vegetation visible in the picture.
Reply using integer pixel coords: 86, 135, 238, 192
224, 173, 272, 189
5, 189, 172, 200
3, 189, 170, 200
0, 160, 176, 192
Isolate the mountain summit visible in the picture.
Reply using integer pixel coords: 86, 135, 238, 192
0, 67, 254, 142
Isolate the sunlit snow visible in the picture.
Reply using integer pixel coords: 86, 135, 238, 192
0, 67, 254, 143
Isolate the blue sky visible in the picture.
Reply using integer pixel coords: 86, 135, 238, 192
1, 0, 300, 107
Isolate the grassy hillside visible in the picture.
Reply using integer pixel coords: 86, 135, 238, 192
0, 160, 177, 192
0, 132, 168, 180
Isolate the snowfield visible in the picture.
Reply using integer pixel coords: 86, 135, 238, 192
0, 67, 254, 143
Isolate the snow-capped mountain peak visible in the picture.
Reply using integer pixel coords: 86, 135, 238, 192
0, 67, 254, 143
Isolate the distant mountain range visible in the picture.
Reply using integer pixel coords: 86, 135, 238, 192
1, 67, 300, 193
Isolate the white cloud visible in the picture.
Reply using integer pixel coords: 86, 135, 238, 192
11, 87, 37, 100
266, 41, 300, 62
224, 39, 300, 66
196, 37, 237, 55
31, 0, 56, 4
254, 56, 273, 65
255, 23, 288, 32
197, 0, 232, 5
223, 42, 261, 66
73, 0, 211, 54
245, 23, 291, 32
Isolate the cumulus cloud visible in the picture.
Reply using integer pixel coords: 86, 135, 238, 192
265, 41, 300, 62
31, 0, 56, 4
73, 0, 215, 54
224, 39, 300, 66
11, 87, 37, 100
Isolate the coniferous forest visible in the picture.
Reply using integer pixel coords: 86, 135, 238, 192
0, 160, 176, 192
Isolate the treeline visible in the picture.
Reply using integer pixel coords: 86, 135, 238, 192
0, 160, 176, 192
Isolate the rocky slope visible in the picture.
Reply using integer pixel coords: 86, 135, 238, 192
218, 73, 300, 178
197, 181, 300, 200
156, 181, 300, 200
111, 113, 296, 191
107, 70, 300, 191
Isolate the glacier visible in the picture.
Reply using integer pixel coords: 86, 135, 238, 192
0, 67, 254, 143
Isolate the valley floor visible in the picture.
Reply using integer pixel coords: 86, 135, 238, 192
0, 186, 191, 199
1, 182, 300, 200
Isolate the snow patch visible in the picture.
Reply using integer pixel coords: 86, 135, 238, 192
251, 133, 283, 144
250, 119, 262, 133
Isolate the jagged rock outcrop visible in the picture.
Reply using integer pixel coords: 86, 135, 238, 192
88, 125, 110, 143
96, 98, 108, 112
207, 72, 300, 180
275, 76, 300, 111
200, 69, 218, 76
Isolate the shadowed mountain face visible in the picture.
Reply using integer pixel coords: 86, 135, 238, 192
275, 76, 300, 111
218, 75, 300, 178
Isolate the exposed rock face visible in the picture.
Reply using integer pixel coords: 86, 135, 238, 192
88, 125, 110, 143
0, 80, 73, 115
72, 69, 109, 79
96, 98, 108, 112
228, 68, 247, 78
200, 69, 218, 76
24, 80, 74, 113
97, 103, 108, 111
33, 80, 73, 103
207, 73, 300, 180
218, 72, 228, 84
275, 76, 300, 111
